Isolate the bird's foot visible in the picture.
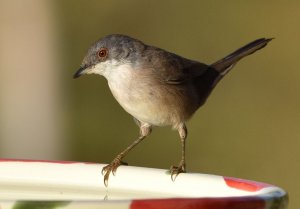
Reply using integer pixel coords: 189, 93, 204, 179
102, 158, 128, 186
170, 161, 186, 181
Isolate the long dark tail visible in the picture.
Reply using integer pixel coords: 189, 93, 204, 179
210, 38, 273, 75
195, 38, 272, 107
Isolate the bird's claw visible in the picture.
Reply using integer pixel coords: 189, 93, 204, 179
102, 159, 128, 187
170, 163, 186, 181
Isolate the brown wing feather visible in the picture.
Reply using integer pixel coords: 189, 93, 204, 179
141, 46, 209, 85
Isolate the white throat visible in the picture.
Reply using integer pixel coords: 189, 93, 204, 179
92, 61, 136, 106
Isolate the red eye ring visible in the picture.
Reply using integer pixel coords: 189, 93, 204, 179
98, 48, 108, 58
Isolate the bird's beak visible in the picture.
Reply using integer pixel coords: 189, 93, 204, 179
73, 66, 87, 79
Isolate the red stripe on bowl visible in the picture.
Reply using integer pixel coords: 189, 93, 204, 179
130, 197, 265, 209
224, 177, 271, 192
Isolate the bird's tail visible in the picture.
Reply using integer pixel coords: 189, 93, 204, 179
210, 38, 273, 76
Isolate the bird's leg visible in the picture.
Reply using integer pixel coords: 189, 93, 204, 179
170, 123, 187, 181
102, 122, 152, 186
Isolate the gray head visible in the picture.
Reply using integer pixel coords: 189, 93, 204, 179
73, 34, 146, 79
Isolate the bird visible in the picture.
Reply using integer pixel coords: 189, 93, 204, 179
73, 34, 272, 186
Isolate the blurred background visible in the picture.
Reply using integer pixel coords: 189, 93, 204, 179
0, 0, 299, 208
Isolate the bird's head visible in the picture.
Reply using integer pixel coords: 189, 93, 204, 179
73, 34, 145, 79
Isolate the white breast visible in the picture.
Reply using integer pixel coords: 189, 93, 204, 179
101, 63, 171, 126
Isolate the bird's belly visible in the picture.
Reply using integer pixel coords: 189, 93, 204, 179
112, 89, 172, 126
108, 81, 181, 127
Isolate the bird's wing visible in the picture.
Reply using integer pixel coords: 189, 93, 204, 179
164, 62, 209, 85
142, 46, 209, 85
160, 55, 209, 85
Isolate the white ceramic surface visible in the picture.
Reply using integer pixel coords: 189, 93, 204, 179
0, 159, 288, 209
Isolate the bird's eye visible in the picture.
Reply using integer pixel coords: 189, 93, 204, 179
98, 48, 108, 59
